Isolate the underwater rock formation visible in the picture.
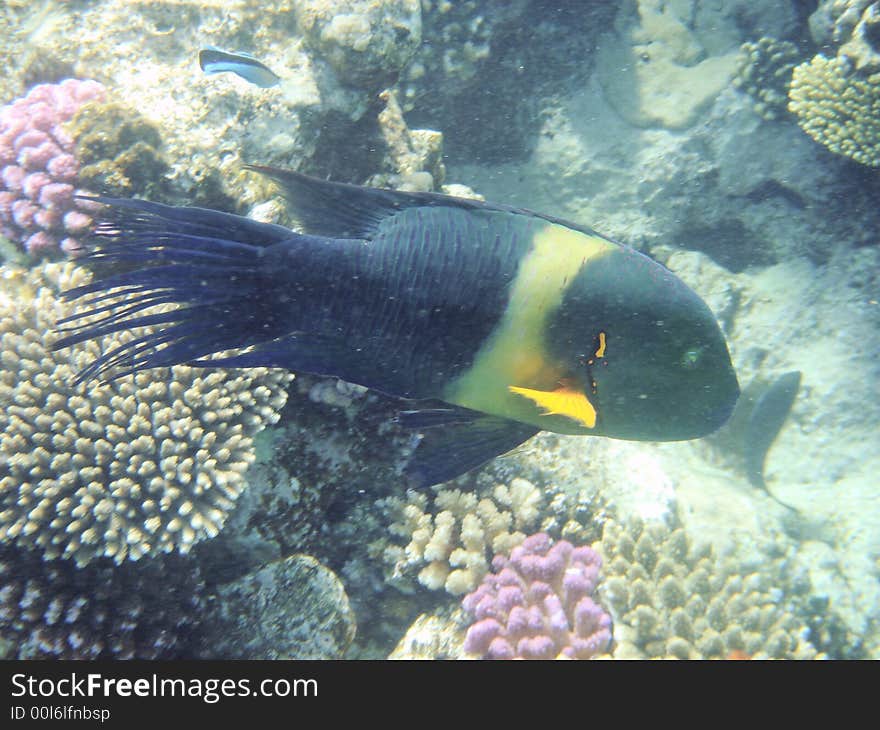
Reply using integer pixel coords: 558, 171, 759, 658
197, 554, 355, 660
0, 262, 292, 565
594, 0, 741, 130
0, 79, 105, 258
0, 544, 203, 659
461, 532, 612, 660
598, 516, 818, 659
402, 1, 614, 163
294, 0, 422, 91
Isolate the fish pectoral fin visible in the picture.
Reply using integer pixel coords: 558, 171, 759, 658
509, 384, 597, 428
397, 402, 484, 429
403, 414, 539, 488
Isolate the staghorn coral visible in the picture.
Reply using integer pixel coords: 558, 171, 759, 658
597, 516, 818, 659
0, 262, 292, 565
733, 37, 803, 121
380, 477, 543, 595
788, 54, 880, 167
0, 543, 203, 659
0, 79, 105, 258
462, 532, 612, 660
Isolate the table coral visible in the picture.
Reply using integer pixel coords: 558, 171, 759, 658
462, 532, 612, 660
788, 54, 880, 167
0, 79, 105, 258
0, 262, 292, 565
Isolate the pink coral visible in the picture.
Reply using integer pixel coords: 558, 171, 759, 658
0, 79, 105, 258
462, 533, 613, 660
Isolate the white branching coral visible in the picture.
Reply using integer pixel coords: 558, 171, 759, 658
381, 477, 542, 595
0, 262, 292, 565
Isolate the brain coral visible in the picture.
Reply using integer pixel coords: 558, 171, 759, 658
0, 543, 204, 659
462, 532, 612, 660
597, 516, 818, 659
0, 262, 292, 565
0, 79, 105, 258
788, 54, 880, 167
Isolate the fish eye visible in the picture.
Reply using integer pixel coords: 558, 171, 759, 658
680, 347, 704, 370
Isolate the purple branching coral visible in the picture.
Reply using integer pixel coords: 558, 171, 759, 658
0, 79, 105, 258
462, 532, 613, 659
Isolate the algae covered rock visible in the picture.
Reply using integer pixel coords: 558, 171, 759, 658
200, 554, 356, 659
594, 0, 741, 129
294, 0, 421, 90
67, 101, 167, 198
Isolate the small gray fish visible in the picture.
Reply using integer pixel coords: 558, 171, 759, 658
198, 46, 280, 88
744, 370, 802, 492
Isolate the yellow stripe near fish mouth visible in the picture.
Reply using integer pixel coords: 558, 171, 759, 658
444, 221, 613, 433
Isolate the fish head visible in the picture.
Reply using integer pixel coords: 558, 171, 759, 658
548, 247, 740, 441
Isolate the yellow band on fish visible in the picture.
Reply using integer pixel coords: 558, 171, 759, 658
444, 221, 613, 432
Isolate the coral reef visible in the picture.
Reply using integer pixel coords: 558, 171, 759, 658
67, 101, 168, 199
381, 478, 543, 595
0, 79, 105, 258
197, 554, 355, 660
789, 54, 880, 167
294, 0, 422, 91
597, 516, 818, 659
0, 543, 203, 659
367, 89, 445, 192
462, 532, 612, 660
733, 37, 803, 121
0, 262, 292, 565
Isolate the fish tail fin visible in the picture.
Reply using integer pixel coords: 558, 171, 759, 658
53, 197, 310, 383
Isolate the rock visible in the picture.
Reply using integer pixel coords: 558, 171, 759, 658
200, 554, 356, 659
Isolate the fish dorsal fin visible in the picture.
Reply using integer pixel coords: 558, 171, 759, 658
245, 165, 610, 241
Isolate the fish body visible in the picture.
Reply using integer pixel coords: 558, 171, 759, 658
56, 168, 739, 486
198, 46, 280, 88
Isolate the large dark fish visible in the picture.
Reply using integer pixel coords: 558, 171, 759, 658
55, 167, 740, 487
